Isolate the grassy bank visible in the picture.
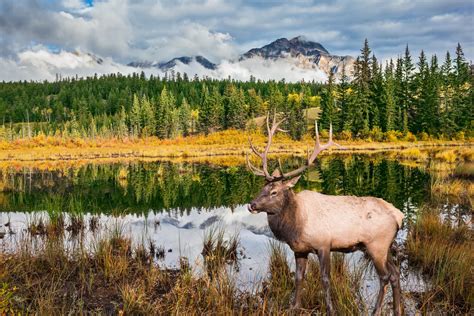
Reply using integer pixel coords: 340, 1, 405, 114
0, 130, 471, 163
406, 206, 473, 313
0, 215, 367, 315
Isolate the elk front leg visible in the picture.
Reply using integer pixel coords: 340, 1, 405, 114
293, 252, 308, 309
317, 248, 334, 315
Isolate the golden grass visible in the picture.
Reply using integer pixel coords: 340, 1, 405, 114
397, 148, 428, 161
435, 150, 457, 163
0, 211, 369, 315
431, 178, 474, 202
406, 208, 473, 313
0, 130, 471, 164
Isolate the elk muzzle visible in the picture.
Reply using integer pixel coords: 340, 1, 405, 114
248, 202, 259, 214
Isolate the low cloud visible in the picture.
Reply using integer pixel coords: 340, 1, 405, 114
0, 48, 329, 83
0, 0, 472, 81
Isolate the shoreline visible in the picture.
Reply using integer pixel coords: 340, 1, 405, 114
0, 137, 472, 165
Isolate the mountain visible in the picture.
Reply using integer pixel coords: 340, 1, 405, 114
2, 37, 354, 82
242, 36, 330, 59
240, 36, 354, 78
127, 36, 354, 82
128, 55, 217, 71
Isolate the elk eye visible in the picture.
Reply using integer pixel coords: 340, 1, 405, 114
270, 191, 277, 196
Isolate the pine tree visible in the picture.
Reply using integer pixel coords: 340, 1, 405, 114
89, 115, 97, 139
353, 39, 372, 136
286, 92, 306, 140
338, 62, 351, 133
130, 94, 141, 137
268, 84, 285, 113
453, 43, 471, 133
383, 60, 396, 131
440, 52, 455, 137
199, 85, 213, 134
157, 86, 175, 138
247, 88, 264, 118
401, 45, 415, 133
223, 84, 246, 129
394, 57, 404, 131
414, 50, 431, 134
117, 105, 128, 138
179, 97, 192, 136
369, 55, 383, 129
320, 71, 338, 131
141, 95, 156, 137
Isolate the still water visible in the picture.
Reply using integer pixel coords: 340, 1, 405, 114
0, 154, 450, 295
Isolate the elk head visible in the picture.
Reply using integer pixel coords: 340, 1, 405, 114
247, 112, 339, 215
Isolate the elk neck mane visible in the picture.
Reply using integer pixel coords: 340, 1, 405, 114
267, 188, 303, 245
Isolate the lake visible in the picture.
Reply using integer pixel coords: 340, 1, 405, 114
0, 153, 470, 303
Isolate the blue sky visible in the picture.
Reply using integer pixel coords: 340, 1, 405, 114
0, 0, 472, 67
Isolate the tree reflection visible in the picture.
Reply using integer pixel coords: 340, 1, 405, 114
0, 155, 434, 218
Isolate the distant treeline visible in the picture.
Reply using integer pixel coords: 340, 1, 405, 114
0, 40, 472, 141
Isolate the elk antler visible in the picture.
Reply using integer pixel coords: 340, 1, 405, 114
247, 111, 286, 182
279, 121, 340, 179
247, 116, 340, 181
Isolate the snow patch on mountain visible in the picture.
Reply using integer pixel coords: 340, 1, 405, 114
0, 37, 354, 82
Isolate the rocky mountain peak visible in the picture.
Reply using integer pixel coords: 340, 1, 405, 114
242, 36, 330, 60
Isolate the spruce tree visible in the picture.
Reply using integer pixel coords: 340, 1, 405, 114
130, 94, 141, 137
179, 97, 192, 136
453, 43, 471, 133
141, 95, 156, 137
401, 45, 415, 133
383, 60, 396, 131
117, 105, 128, 138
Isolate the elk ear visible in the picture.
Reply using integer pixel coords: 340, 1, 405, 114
283, 176, 301, 188
271, 169, 282, 178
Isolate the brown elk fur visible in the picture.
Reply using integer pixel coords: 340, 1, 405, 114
247, 114, 404, 315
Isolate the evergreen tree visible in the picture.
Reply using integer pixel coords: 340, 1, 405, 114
141, 95, 156, 137
383, 60, 396, 131
117, 105, 128, 138
369, 55, 383, 129
453, 43, 472, 133
157, 86, 175, 138
353, 39, 372, 136
439, 52, 455, 137
401, 45, 415, 133
286, 92, 306, 140
178, 97, 192, 136
394, 57, 404, 131
199, 85, 214, 134
224, 84, 246, 129
320, 71, 338, 130
130, 94, 141, 137
338, 62, 352, 133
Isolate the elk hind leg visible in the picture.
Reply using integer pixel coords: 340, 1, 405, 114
387, 256, 402, 315
366, 244, 390, 316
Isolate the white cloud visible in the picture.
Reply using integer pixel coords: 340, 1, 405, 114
0, 48, 333, 83
0, 49, 142, 82
0, 0, 472, 81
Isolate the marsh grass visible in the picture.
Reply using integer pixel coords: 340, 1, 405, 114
1, 216, 370, 315
406, 207, 473, 313
201, 226, 239, 276
262, 241, 366, 314
434, 149, 458, 163
397, 148, 428, 161
0, 129, 470, 164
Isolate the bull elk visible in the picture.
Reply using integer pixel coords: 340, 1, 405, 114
247, 113, 404, 315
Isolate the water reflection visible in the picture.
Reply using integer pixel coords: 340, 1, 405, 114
0, 155, 431, 217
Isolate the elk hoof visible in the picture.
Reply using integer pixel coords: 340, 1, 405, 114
290, 302, 301, 310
